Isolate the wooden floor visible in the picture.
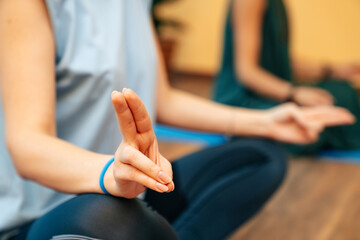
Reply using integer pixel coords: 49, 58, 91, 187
163, 73, 360, 240
159, 141, 360, 240
229, 159, 360, 240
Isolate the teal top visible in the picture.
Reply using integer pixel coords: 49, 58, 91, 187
213, 0, 292, 109
0, 0, 156, 230
213, 0, 360, 154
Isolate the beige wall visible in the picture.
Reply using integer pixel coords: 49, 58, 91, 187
286, 0, 360, 64
156, 0, 230, 74
158, 0, 360, 75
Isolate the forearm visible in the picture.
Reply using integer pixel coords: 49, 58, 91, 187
232, 0, 292, 102
238, 65, 292, 102
154, 27, 270, 137
7, 132, 112, 194
0, 0, 113, 195
157, 88, 270, 137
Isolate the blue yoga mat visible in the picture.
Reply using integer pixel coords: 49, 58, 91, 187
154, 124, 227, 146
318, 150, 360, 164
155, 124, 360, 164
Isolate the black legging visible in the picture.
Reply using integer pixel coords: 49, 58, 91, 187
26, 195, 177, 240
1, 138, 287, 240
146, 138, 287, 239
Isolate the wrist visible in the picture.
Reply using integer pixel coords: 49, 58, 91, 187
322, 65, 333, 79
99, 157, 115, 195
258, 111, 274, 138
232, 110, 270, 138
75, 155, 114, 194
103, 162, 116, 195
90, 155, 115, 194
284, 84, 295, 102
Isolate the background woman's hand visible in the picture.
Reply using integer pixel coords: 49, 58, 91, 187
291, 86, 334, 106
104, 89, 174, 199
331, 63, 360, 81
265, 103, 355, 144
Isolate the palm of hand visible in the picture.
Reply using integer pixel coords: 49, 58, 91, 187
268, 105, 318, 144
293, 87, 334, 107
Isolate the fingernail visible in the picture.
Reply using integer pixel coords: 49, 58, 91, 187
158, 171, 172, 184
122, 88, 128, 94
167, 182, 175, 192
111, 90, 118, 97
156, 183, 169, 192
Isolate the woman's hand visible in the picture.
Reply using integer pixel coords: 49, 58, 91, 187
104, 89, 174, 199
291, 86, 334, 106
265, 103, 355, 144
330, 63, 360, 81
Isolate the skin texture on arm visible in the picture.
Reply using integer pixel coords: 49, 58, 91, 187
0, 0, 173, 198
233, 0, 292, 101
153, 26, 355, 144
154, 26, 269, 138
233, 0, 334, 106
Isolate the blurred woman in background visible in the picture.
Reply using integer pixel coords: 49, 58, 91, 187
0, 0, 354, 239
213, 0, 360, 154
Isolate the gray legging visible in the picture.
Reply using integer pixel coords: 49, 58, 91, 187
1, 138, 287, 240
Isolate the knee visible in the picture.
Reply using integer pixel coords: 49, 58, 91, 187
331, 81, 353, 90
235, 138, 288, 190
260, 141, 288, 191
73, 194, 178, 240
322, 81, 357, 107
334, 81, 356, 95
28, 194, 178, 240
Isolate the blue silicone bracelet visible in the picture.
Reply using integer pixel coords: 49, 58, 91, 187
99, 157, 115, 195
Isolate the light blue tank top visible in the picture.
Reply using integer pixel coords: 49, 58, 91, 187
0, 0, 157, 230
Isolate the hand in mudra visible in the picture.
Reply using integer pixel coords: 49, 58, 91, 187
105, 88, 174, 199
331, 63, 360, 81
266, 103, 355, 144
291, 86, 334, 106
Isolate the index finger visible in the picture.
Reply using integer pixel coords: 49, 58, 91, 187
111, 91, 137, 140
303, 106, 355, 127
123, 88, 154, 134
